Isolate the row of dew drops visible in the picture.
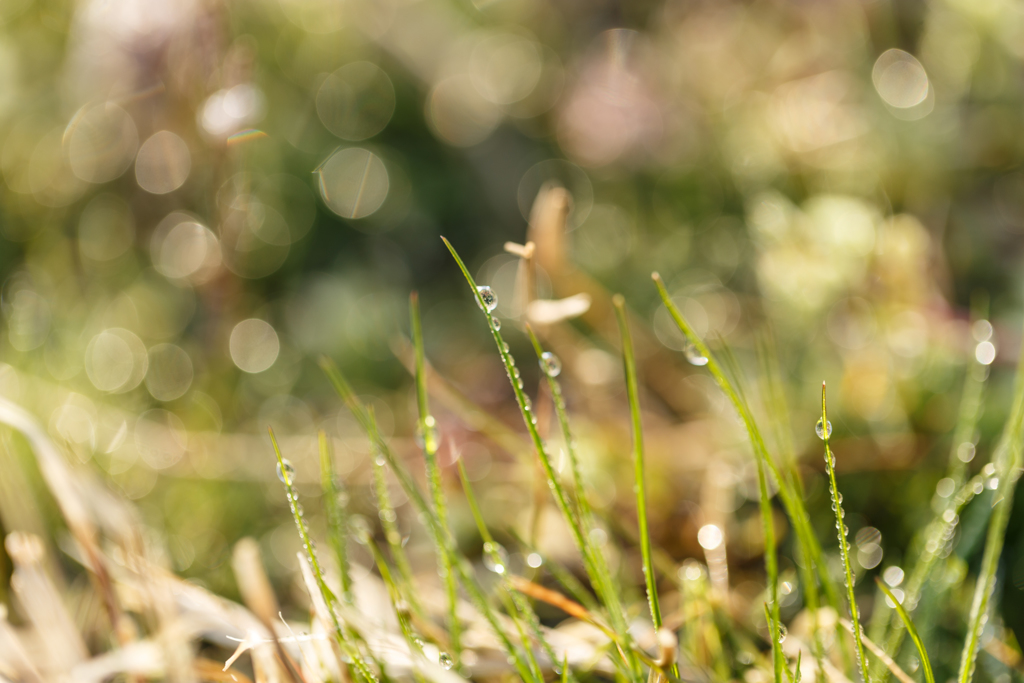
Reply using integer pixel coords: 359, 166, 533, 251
275, 456, 463, 670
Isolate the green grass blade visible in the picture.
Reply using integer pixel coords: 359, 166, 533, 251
456, 459, 552, 683
368, 410, 421, 615
875, 335, 990, 681
764, 602, 790, 683
956, 322, 1024, 683
650, 274, 785, 682
441, 236, 642, 681
364, 536, 429, 683
523, 324, 622, 622
410, 292, 462, 659
268, 427, 379, 683
612, 296, 669, 644
319, 357, 540, 683
874, 579, 933, 683
821, 385, 870, 683
320, 429, 353, 605
652, 272, 850, 673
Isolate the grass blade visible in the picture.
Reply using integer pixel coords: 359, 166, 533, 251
875, 336, 990, 681
523, 324, 622, 622
874, 580, 934, 683
319, 357, 541, 683
368, 409, 421, 616
268, 427, 379, 683
956, 322, 1024, 683
319, 430, 353, 605
650, 274, 784, 683
821, 384, 870, 683
652, 272, 850, 674
840, 620, 914, 683
456, 459, 553, 683
441, 236, 642, 681
613, 294, 678, 677
764, 602, 791, 683
410, 292, 462, 660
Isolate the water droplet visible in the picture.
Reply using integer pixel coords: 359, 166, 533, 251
439, 652, 455, 671
416, 415, 440, 453
683, 340, 708, 366
987, 477, 999, 490
540, 351, 562, 377
513, 366, 521, 379
483, 541, 509, 574
957, 442, 976, 463
476, 285, 498, 312
491, 317, 502, 331
374, 454, 386, 467
276, 459, 295, 483
502, 342, 510, 353
526, 552, 543, 568
379, 508, 397, 523
777, 623, 788, 644
815, 418, 832, 440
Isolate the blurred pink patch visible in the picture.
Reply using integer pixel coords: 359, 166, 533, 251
557, 29, 662, 167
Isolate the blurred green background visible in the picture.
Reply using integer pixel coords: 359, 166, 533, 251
3, 0, 1024, 674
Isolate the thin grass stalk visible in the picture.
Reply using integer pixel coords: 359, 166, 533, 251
756, 331, 803, 496
764, 603, 792, 683
319, 358, 540, 683
320, 430, 353, 605
456, 460, 557, 683
545, 555, 601, 612
821, 385, 870, 683
410, 292, 462, 660
524, 325, 630, 640
756, 335, 824, 678
613, 295, 680, 678
874, 354, 989, 681
874, 580, 934, 683
268, 428, 379, 683
364, 536, 431, 683
649, 276, 782, 682
841, 621, 914, 683
369, 414, 421, 616
653, 273, 850, 671
956, 327, 1024, 683
441, 236, 642, 681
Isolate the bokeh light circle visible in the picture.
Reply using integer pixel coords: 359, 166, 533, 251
426, 76, 501, 147
316, 147, 389, 219
135, 130, 191, 194
316, 62, 396, 141
229, 318, 280, 373
872, 49, 929, 109
85, 328, 149, 393
145, 343, 194, 402
66, 102, 138, 184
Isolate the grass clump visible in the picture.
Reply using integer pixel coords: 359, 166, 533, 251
6, 235, 1024, 683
